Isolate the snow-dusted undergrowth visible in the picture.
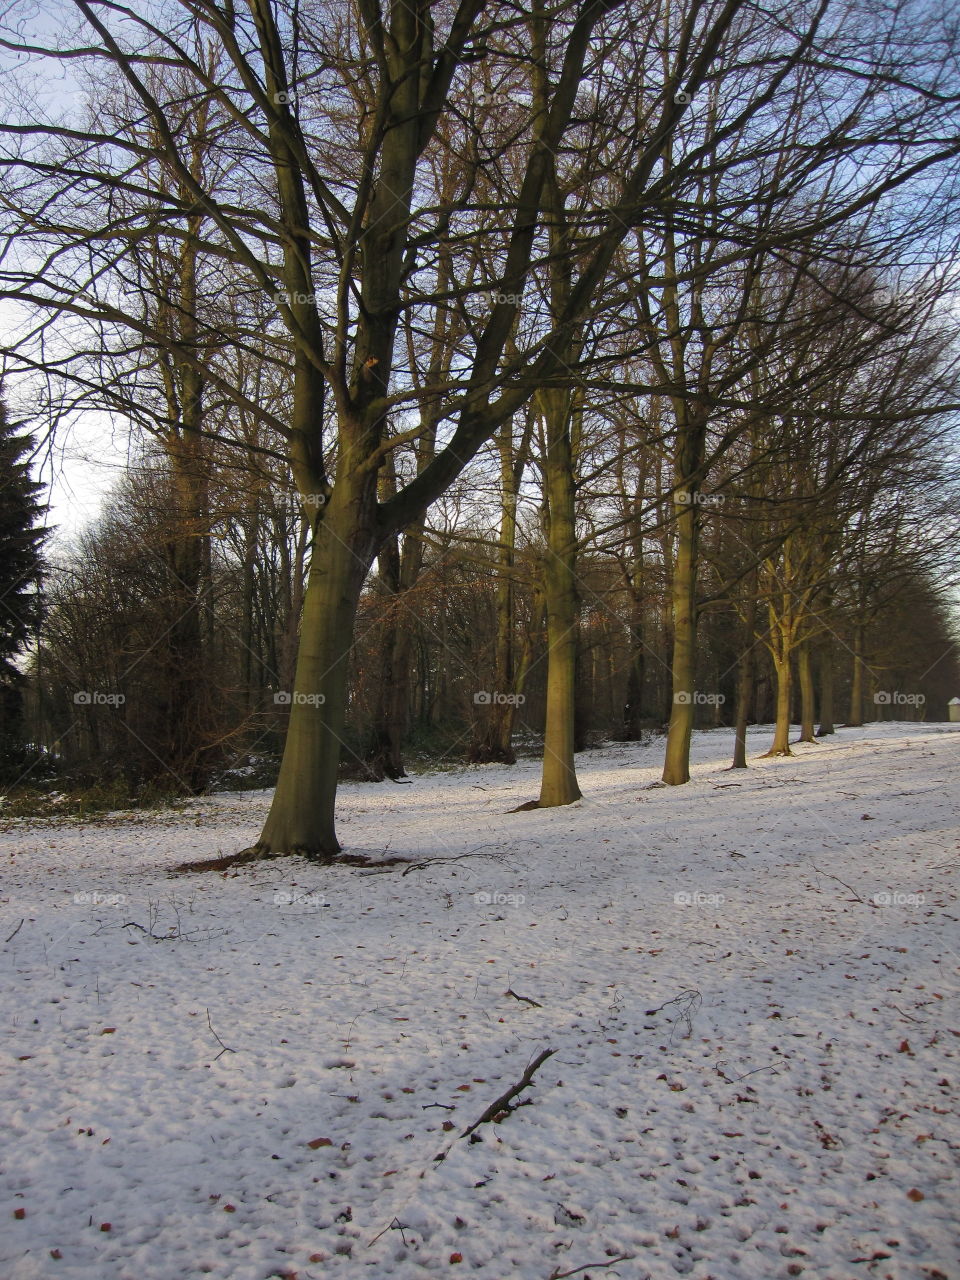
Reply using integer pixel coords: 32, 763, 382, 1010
2, 724, 958, 1279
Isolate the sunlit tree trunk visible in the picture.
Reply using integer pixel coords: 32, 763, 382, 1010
662, 406, 709, 784
663, 485, 698, 783
768, 649, 793, 756
256, 482, 378, 857
537, 388, 581, 807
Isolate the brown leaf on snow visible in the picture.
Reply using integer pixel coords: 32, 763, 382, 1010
898, 1040, 913, 1054
906, 1188, 924, 1201
307, 1137, 333, 1149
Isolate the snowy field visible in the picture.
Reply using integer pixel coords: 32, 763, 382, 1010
2, 723, 958, 1280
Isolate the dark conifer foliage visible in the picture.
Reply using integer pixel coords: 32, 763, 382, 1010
0, 396, 46, 774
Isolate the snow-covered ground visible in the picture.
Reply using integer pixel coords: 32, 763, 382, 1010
2, 723, 958, 1280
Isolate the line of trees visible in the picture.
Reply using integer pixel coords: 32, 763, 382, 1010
1, 0, 959, 857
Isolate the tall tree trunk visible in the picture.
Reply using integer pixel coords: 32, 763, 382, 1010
240, 503, 259, 714
365, 573, 401, 781
623, 617, 647, 739
797, 641, 816, 742
384, 617, 415, 777
848, 623, 865, 726
537, 389, 581, 808
573, 636, 590, 752
163, 396, 210, 792
731, 575, 758, 768
817, 637, 835, 735
365, 610, 397, 781
472, 422, 521, 764
767, 650, 793, 755
367, 516, 428, 779
255, 496, 376, 859
622, 530, 648, 740
663, 490, 698, 784
152, 203, 212, 792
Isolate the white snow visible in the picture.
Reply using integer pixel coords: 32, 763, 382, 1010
1, 723, 958, 1279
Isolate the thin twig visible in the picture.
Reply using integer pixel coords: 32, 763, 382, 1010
715, 1059, 780, 1084
5, 918, 24, 943
645, 989, 702, 1040
811, 865, 876, 906
400, 844, 504, 876
206, 1008, 236, 1061
645, 989, 701, 1017
549, 1255, 635, 1279
890, 1003, 925, 1023
368, 1217, 410, 1248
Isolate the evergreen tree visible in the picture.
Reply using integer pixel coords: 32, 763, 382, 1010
0, 396, 46, 774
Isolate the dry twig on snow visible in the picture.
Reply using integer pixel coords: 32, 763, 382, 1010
460, 1048, 556, 1139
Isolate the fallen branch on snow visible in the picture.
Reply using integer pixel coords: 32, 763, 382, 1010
369, 1048, 558, 1249
400, 844, 508, 876
715, 1059, 780, 1084
810, 865, 877, 907
367, 1217, 414, 1248
206, 1008, 236, 1061
645, 989, 702, 1039
549, 1256, 635, 1279
505, 987, 543, 1007
460, 1047, 556, 1138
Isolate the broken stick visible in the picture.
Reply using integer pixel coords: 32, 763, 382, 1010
505, 987, 543, 1007
461, 1047, 556, 1138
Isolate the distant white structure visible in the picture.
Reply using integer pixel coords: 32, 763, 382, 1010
949, 697, 960, 723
